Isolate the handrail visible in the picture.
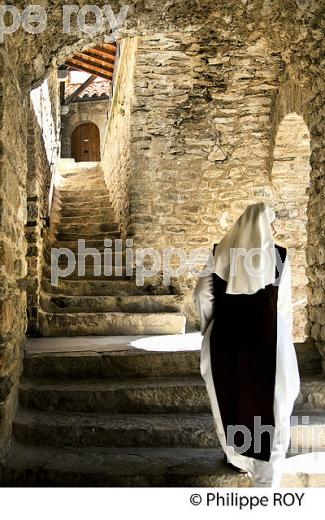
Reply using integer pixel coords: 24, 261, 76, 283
47, 142, 59, 217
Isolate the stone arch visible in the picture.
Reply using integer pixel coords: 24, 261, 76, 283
269, 78, 313, 343
270, 80, 310, 145
271, 112, 311, 342
62, 107, 109, 159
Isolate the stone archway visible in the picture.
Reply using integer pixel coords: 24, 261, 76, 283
271, 112, 311, 342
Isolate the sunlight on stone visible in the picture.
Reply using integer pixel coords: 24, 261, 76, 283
285, 452, 325, 474
129, 332, 202, 351
26, 333, 202, 353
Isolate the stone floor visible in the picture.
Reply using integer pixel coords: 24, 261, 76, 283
0, 336, 324, 487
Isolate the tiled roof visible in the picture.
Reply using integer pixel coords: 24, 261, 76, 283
65, 80, 111, 101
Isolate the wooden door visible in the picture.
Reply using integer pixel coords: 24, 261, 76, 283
71, 123, 100, 162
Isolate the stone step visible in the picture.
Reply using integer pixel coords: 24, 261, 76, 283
58, 192, 110, 202
57, 176, 107, 186
54, 231, 121, 242
23, 348, 202, 380
40, 294, 184, 314
42, 265, 132, 281
2, 444, 324, 487
60, 200, 114, 212
43, 253, 127, 271
18, 376, 209, 414
44, 249, 126, 262
0, 445, 249, 487
55, 223, 119, 235
58, 159, 101, 170
13, 410, 216, 448
58, 170, 103, 179
43, 264, 163, 281
58, 187, 110, 196
59, 194, 112, 205
58, 188, 109, 198
38, 311, 186, 337
18, 374, 325, 414
58, 195, 111, 206
13, 409, 325, 451
23, 342, 322, 380
55, 228, 120, 240
58, 174, 103, 184
59, 213, 116, 224
58, 167, 102, 176
60, 208, 116, 218
47, 239, 122, 252
59, 170, 103, 180
55, 186, 107, 196
43, 262, 127, 278
41, 278, 173, 296
57, 181, 104, 190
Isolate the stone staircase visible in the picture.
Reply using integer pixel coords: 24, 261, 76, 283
1, 340, 325, 486
39, 160, 185, 336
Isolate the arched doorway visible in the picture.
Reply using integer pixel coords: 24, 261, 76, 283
271, 112, 311, 342
71, 122, 100, 162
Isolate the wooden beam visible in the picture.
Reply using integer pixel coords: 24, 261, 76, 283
79, 44, 116, 62
90, 47, 117, 61
86, 46, 116, 59
64, 75, 97, 105
66, 60, 113, 80
80, 50, 116, 67
68, 55, 114, 75
75, 52, 115, 72
96, 43, 117, 54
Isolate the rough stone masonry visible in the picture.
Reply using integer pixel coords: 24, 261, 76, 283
0, 0, 324, 462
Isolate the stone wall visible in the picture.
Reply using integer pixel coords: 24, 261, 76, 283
0, 52, 59, 459
0, 42, 28, 462
122, 21, 321, 344
128, 32, 288, 330
61, 99, 110, 159
101, 38, 138, 239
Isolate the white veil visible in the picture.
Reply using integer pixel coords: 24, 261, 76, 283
213, 202, 276, 295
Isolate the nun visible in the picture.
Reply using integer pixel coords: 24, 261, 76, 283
193, 202, 300, 487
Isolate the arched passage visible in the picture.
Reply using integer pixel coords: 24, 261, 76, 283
271, 112, 311, 342
71, 122, 100, 162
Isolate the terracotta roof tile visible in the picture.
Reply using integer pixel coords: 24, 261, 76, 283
65, 80, 111, 101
